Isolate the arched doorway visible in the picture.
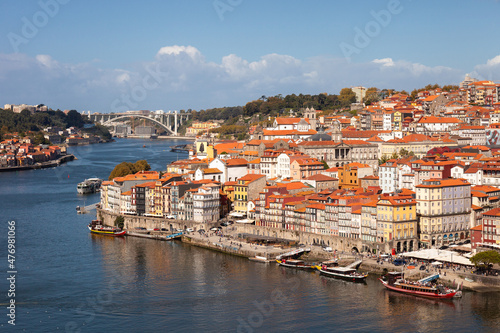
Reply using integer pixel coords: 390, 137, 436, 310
396, 242, 401, 253
409, 240, 414, 251
403, 241, 407, 252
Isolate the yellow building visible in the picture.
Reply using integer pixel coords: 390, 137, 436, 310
377, 195, 417, 252
234, 174, 266, 214
186, 121, 220, 136
393, 111, 402, 130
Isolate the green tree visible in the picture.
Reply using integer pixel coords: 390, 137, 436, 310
321, 159, 329, 169
114, 216, 125, 229
470, 250, 500, 267
108, 160, 150, 180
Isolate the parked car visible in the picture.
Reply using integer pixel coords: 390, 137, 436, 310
153, 228, 160, 231
393, 259, 407, 266
161, 228, 168, 232
323, 247, 333, 252
186, 228, 194, 232
135, 227, 146, 230
419, 265, 426, 271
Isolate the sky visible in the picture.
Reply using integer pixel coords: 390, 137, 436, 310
1, 0, 500, 113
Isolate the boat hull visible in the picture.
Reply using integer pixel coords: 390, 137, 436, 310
88, 226, 126, 236
379, 279, 457, 299
319, 269, 368, 282
277, 260, 316, 271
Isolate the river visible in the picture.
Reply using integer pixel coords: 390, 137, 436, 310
0, 138, 499, 332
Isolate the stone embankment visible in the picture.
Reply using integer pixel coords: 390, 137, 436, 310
96, 209, 500, 291
0, 154, 75, 172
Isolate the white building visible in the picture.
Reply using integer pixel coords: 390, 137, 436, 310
208, 157, 248, 182
193, 184, 220, 223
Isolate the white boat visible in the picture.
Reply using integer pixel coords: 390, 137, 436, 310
318, 265, 368, 282
249, 256, 271, 263
77, 178, 103, 194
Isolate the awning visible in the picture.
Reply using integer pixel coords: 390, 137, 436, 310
229, 212, 245, 217
236, 219, 254, 224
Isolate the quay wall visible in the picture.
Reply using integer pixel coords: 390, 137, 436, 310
0, 154, 75, 172
182, 236, 270, 259
97, 209, 392, 253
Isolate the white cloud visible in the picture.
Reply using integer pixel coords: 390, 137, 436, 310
373, 58, 395, 67
471, 54, 500, 81
0, 46, 485, 112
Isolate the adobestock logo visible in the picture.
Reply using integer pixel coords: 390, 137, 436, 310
339, 0, 404, 62
7, 0, 71, 53
213, 0, 243, 21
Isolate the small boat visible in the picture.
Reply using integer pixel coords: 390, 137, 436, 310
314, 259, 339, 270
276, 259, 316, 270
88, 220, 126, 236
318, 265, 368, 282
379, 272, 462, 299
249, 256, 271, 263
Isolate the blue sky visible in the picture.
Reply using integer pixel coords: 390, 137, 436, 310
1, 0, 500, 112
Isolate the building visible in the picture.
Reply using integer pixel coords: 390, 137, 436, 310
233, 174, 266, 214
377, 195, 418, 253
416, 178, 471, 247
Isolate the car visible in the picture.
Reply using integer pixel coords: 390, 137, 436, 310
198, 229, 205, 234
323, 247, 333, 252
439, 245, 448, 250
165, 215, 175, 219
135, 227, 147, 230
186, 228, 194, 232
161, 228, 168, 232
220, 222, 229, 227
463, 240, 471, 244
153, 228, 160, 231
176, 228, 183, 232
419, 265, 426, 271
393, 259, 407, 266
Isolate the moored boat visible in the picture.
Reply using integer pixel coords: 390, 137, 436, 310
318, 265, 368, 282
379, 272, 462, 299
277, 259, 316, 270
88, 220, 126, 236
249, 256, 271, 263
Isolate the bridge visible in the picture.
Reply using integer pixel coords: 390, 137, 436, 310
89, 112, 192, 135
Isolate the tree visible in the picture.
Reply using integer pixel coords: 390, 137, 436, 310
364, 87, 380, 105
114, 216, 125, 229
339, 88, 357, 107
470, 250, 500, 267
108, 160, 151, 180
321, 159, 329, 169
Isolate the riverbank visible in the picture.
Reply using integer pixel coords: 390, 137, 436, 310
0, 154, 75, 172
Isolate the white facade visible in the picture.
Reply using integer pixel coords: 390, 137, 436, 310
276, 153, 291, 178
193, 184, 220, 223
208, 158, 248, 182
383, 112, 393, 131
379, 164, 398, 193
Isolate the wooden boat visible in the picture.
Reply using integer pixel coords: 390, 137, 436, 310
318, 265, 368, 282
379, 272, 462, 299
88, 220, 126, 236
276, 259, 316, 270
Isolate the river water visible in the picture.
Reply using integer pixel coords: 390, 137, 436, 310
1, 138, 499, 332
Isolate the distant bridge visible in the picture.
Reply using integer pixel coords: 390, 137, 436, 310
89, 112, 192, 135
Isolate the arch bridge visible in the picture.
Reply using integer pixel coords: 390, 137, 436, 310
89, 112, 191, 135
